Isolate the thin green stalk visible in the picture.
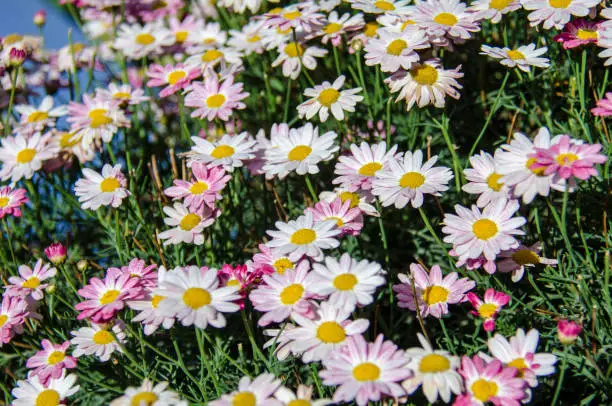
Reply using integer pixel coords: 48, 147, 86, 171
201, 330, 250, 376
3, 219, 16, 268
240, 310, 266, 372
432, 116, 462, 193
418, 207, 454, 269
4, 68, 19, 136
304, 175, 318, 202
59, 264, 79, 297
551, 347, 568, 406
172, 338, 208, 401
283, 78, 293, 123
375, 201, 390, 270
196, 328, 221, 397
332, 46, 342, 77
355, 50, 375, 123
178, 93, 190, 144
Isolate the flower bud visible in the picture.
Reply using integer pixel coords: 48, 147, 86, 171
44, 242, 67, 265
77, 259, 89, 271
8, 47, 27, 67
557, 319, 582, 345
350, 38, 364, 52
34, 10, 47, 27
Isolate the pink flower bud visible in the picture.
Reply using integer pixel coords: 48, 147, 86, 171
9, 47, 27, 67
557, 319, 582, 345
34, 10, 47, 27
44, 242, 67, 265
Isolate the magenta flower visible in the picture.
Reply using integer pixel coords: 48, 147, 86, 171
458, 356, 526, 406
591, 92, 612, 117
467, 288, 511, 332
44, 242, 67, 265
6, 259, 57, 301
557, 319, 582, 345
306, 197, 364, 236
26, 340, 77, 384
0, 185, 28, 219
217, 263, 265, 309
553, 19, 601, 50
146, 63, 200, 98
0, 296, 29, 345
164, 162, 231, 211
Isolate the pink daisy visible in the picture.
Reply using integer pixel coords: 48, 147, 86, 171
450, 250, 496, 274
0, 296, 29, 345
119, 258, 157, 289
393, 263, 475, 318
333, 142, 398, 192
5, 259, 57, 301
217, 263, 267, 309
319, 334, 411, 406
75, 267, 144, 322
497, 242, 557, 282
184, 73, 249, 121
146, 63, 200, 98
592, 92, 612, 117
251, 243, 301, 276
466, 288, 510, 332
553, 18, 601, 50
164, 162, 230, 211
26, 340, 77, 384
263, 3, 324, 33
0, 185, 28, 219
306, 197, 364, 236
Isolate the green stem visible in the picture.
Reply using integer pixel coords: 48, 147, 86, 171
283, 78, 293, 123
304, 175, 318, 202
433, 116, 462, 193
196, 328, 221, 396
3, 219, 16, 268
332, 46, 342, 77
4, 68, 19, 136
551, 347, 568, 406
240, 310, 266, 372
355, 50, 375, 123
375, 201, 390, 270
418, 207, 454, 269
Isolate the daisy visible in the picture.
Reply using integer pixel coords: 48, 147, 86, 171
497, 242, 557, 282
319, 188, 379, 216
0, 185, 27, 218
165, 162, 230, 210
265, 211, 342, 262
274, 384, 331, 406
26, 340, 77, 384
306, 197, 364, 236
462, 151, 511, 207
334, 142, 398, 192
167, 15, 201, 47
263, 123, 338, 179
297, 75, 363, 122
252, 244, 301, 275
442, 198, 526, 262
11, 373, 79, 406
14, 96, 67, 135
317, 11, 365, 46
484, 328, 557, 388
71, 321, 126, 362
128, 267, 176, 335
75, 266, 143, 322
272, 41, 328, 80
189, 132, 256, 171
187, 22, 227, 53
113, 22, 173, 59
364, 27, 429, 72
263, 4, 325, 33
599, 28, 612, 66
110, 380, 187, 406
393, 263, 475, 318
228, 21, 267, 55
386, 59, 464, 110
5, 259, 57, 300
0, 296, 28, 345
283, 301, 370, 362
480, 44, 550, 72
185, 47, 244, 70
319, 334, 411, 406
74, 164, 130, 210
466, 288, 511, 332
119, 258, 158, 288
411, 0, 480, 44
349, 0, 411, 14
521, 0, 600, 30
95, 83, 150, 106
185, 74, 249, 121
217, 263, 266, 308
146, 63, 200, 98
402, 333, 463, 404
217, 0, 263, 14
0, 132, 56, 183
249, 262, 316, 326
263, 324, 298, 361
471, 0, 521, 23
458, 355, 526, 405
372, 150, 453, 208
158, 203, 220, 246
592, 92, 612, 116
308, 253, 386, 312
553, 18, 601, 49
209, 373, 283, 406
67, 94, 130, 145
154, 265, 241, 329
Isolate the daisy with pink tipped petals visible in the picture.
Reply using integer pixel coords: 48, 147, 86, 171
521, 0, 599, 30
318, 11, 365, 46
557, 320, 582, 345
307, 198, 364, 236
6, 259, 56, 300
45, 242, 67, 265
119, 258, 157, 288
480, 44, 550, 72
442, 198, 526, 263
497, 242, 557, 282
394, 263, 475, 318
364, 27, 429, 72
309, 253, 386, 313
128, 267, 176, 335
71, 321, 126, 362
462, 151, 511, 207
467, 288, 510, 332
26, 340, 77, 384
372, 150, 453, 209
113, 22, 173, 60
158, 202, 219, 246
217, 263, 266, 308
0, 296, 28, 345
95, 83, 149, 106
14, 95, 67, 135
298, 75, 363, 122
319, 334, 411, 406
412, 0, 480, 45
349, 0, 410, 14
333, 142, 398, 192
74, 164, 130, 210
0, 185, 27, 218
189, 132, 256, 172
209, 373, 283, 406
146, 63, 200, 97
263, 4, 324, 33
165, 162, 230, 210
75, 267, 143, 322
185, 73, 249, 121
0, 132, 56, 183
554, 19, 601, 50
11, 372, 80, 406
249, 262, 315, 326
67, 94, 130, 145
591, 92, 612, 117
458, 355, 526, 405
252, 244, 299, 275
275, 384, 331, 406
471, 0, 521, 24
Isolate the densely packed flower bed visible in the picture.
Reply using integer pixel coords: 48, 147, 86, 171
0, 0, 610, 404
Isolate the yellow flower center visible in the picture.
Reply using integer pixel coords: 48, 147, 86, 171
478, 303, 498, 318
287, 400, 311, 406
324, 23, 343, 34
151, 295, 165, 308
182, 287, 212, 309
131, 391, 159, 406
288, 145, 312, 161
316, 321, 346, 343
273, 258, 294, 274
248, 35, 261, 43
318, 88, 340, 108
410, 65, 439, 85
284, 42, 304, 58
555, 152, 579, 166
339, 191, 360, 208
203, 38, 216, 45
3, 34, 23, 45
210, 144, 235, 159
226, 279, 240, 287
507, 357, 528, 377
327, 216, 344, 227
401, 20, 415, 30
16, 148, 37, 164
100, 289, 121, 305
100, 177, 121, 193
353, 362, 381, 381
206, 94, 227, 109
136, 33, 155, 45
576, 29, 598, 40
489, 0, 513, 9
486, 173, 504, 191
47, 351, 65, 365
283, 10, 302, 20
35, 389, 60, 406
88, 108, 112, 128
471, 379, 498, 402
232, 392, 256, 406
202, 49, 224, 63
175, 31, 188, 43
511, 249, 540, 265
0, 197, 9, 207
358, 162, 383, 177
506, 50, 525, 60
22, 276, 41, 289
167, 70, 187, 85
333, 273, 358, 291
434, 12, 458, 26
548, 0, 571, 8
422, 285, 449, 305
190, 181, 209, 195
419, 353, 451, 373
280, 283, 305, 305
374, 0, 395, 10
59, 132, 79, 148
180, 213, 201, 231
386, 39, 407, 56
27, 111, 49, 123
92, 330, 114, 345
399, 171, 425, 188
526, 157, 546, 176
290, 228, 316, 245
364, 22, 378, 37
0, 315, 7, 327
472, 219, 498, 240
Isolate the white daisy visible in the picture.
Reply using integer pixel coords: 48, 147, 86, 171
12, 372, 79, 406
189, 132, 257, 172
349, 0, 411, 14
272, 41, 328, 80
471, 0, 521, 23
297, 75, 363, 122
110, 379, 187, 406
0, 132, 56, 183
186, 22, 228, 53
317, 11, 365, 46
364, 27, 429, 72
209, 373, 283, 406
70, 321, 126, 362
480, 44, 550, 72
463, 151, 511, 207
14, 96, 67, 135
113, 22, 173, 60
274, 384, 332, 406
157, 202, 219, 246
74, 164, 130, 210
228, 21, 267, 55
217, 0, 263, 14
128, 267, 176, 335
319, 188, 379, 217
521, 0, 600, 30
67, 94, 130, 146
333, 142, 399, 192
411, 0, 480, 45
185, 47, 244, 70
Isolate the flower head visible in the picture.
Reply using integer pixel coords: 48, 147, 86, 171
467, 288, 511, 332
44, 242, 67, 265
557, 319, 582, 345
6, 259, 57, 301
0, 185, 28, 219
298, 75, 363, 122
74, 164, 130, 210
